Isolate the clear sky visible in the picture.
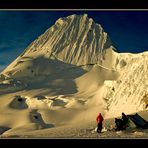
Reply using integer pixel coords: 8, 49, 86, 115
0, 10, 148, 72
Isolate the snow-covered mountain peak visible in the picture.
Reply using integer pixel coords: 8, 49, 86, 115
18, 14, 113, 66
1, 14, 114, 80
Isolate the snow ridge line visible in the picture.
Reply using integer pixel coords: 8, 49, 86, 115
51, 52, 116, 71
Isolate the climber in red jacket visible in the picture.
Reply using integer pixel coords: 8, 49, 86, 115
96, 113, 104, 133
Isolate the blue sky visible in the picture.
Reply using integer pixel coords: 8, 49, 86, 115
0, 10, 148, 72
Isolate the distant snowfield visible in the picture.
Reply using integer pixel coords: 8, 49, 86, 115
0, 14, 148, 138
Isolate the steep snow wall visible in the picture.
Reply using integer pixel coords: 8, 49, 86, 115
104, 51, 148, 118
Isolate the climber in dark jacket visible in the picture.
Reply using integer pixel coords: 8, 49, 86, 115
121, 112, 128, 129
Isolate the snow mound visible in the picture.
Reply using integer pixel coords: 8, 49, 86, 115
29, 110, 54, 128
9, 96, 28, 109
